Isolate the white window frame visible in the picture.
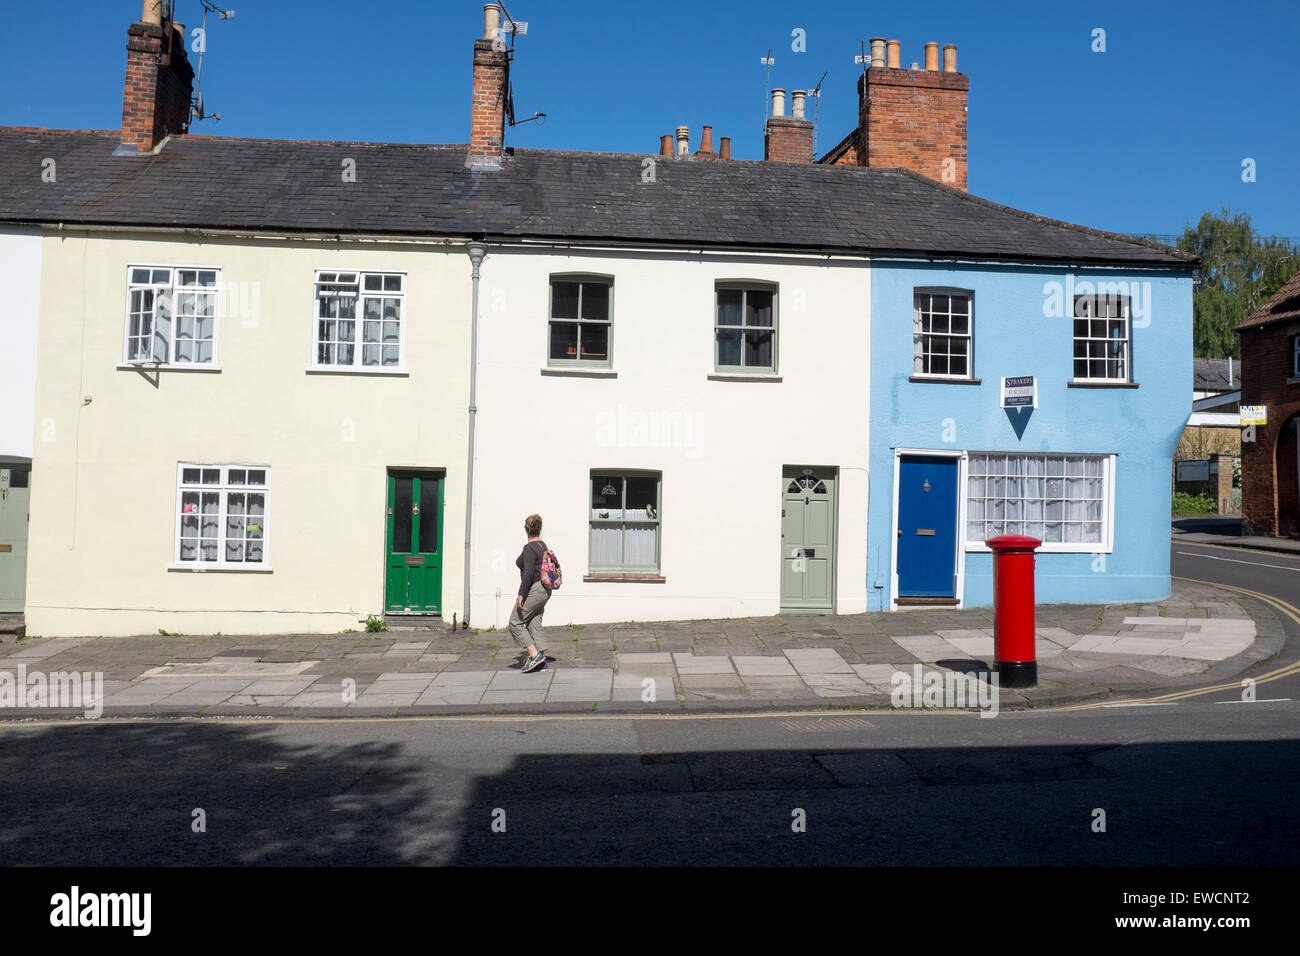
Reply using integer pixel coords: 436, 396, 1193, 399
589, 470, 662, 572
171, 464, 272, 570
1072, 294, 1131, 383
964, 452, 1116, 554
547, 274, 614, 369
913, 288, 974, 379
1292, 334, 1300, 377
122, 264, 221, 368
311, 270, 407, 372
715, 282, 779, 374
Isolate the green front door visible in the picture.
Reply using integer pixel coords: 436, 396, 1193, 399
0, 466, 31, 614
385, 471, 444, 614
780, 466, 835, 610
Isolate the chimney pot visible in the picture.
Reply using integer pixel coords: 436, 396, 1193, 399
943, 43, 958, 73
696, 124, 715, 156
924, 42, 939, 71
659, 134, 673, 157
869, 37, 886, 68
791, 90, 807, 119
770, 88, 786, 117
140, 0, 166, 26
675, 125, 689, 158
886, 39, 900, 69
720, 137, 731, 160
483, 3, 500, 40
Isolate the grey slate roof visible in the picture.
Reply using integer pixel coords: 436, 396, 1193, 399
0, 129, 1194, 266
1192, 357, 1242, 392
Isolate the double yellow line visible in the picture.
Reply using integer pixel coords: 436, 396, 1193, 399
1053, 576, 1300, 712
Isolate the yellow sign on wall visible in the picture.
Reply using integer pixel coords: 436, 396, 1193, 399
1240, 405, 1267, 426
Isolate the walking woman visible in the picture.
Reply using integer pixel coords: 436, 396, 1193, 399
512, 513, 550, 672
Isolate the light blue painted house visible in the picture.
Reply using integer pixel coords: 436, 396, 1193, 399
867, 251, 1195, 611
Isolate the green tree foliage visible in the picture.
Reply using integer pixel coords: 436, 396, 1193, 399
1175, 209, 1298, 358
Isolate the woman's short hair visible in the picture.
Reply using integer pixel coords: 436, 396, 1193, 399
524, 514, 543, 536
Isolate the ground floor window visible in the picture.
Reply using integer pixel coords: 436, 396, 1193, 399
590, 472, 660, 571
966, 453, 1111, 549
175, 464, 269, 567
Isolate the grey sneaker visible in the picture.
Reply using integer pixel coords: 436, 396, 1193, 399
522, 652, 547, 673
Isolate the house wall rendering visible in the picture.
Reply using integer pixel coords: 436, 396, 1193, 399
0, 226, 41, 461
470, 247, 871, 627
867, 262, 1192, 610
26, 231, 472, 636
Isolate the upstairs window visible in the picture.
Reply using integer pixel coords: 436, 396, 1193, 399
1292, 334, 1299, 377
548, 277, 612, 367
314, 271, 405, 369
1073, 294, 1130, 382
913, 290, 973, 378
125, 266, 219, 366
715, 284, 777, 372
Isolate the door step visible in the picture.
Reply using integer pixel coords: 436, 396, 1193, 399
383, 614, 446, 631
0, 614, 25, 638
895, 596, 960, 607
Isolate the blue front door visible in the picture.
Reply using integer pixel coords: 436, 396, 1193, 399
897, 456, 958, 597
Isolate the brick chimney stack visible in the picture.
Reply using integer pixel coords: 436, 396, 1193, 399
839, 39, 968, 189
468, 3, 509, 168
764, 88, 813, 164
119, 0, 194, 155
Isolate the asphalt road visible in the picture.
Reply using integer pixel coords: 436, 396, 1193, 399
0, 697, 1295, 867
1171, 538, 1300, 699
0, 537, 1292, 869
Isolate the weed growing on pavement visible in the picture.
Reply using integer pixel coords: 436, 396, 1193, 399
364, 615, 387, 633
158, 627, 184, 637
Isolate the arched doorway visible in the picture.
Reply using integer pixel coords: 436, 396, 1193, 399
1277, 414, 1300, 537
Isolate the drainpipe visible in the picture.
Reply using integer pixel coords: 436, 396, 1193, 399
464, 241, 487, 628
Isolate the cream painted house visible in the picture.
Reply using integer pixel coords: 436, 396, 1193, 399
25, 229, 471, 636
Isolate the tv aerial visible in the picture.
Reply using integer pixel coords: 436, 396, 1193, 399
809, 70, 828, 156
498, 3, 546, 127
760, 48, 774, 128
187, 0, 236, 125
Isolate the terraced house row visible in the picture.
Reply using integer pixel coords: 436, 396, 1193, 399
0, 3, 1194, 636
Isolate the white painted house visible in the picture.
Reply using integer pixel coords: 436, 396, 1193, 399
0, 226, 40, 614
470, 245, 870, 626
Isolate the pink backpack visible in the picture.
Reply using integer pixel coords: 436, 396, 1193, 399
539, 548, 562, 590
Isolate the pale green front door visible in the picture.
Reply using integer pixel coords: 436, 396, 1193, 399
0, 466, 31, 613
780, 466, 835, 610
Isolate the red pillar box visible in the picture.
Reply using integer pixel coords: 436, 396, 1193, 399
986, 535, 1041, 688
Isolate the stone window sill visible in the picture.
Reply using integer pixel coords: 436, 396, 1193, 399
908, 375, 982, 385
118, 363, 222, 373
1067, 380, 1140, 388
1286, 375, 1300, 386
541, 367, 618, 379
306, 367, 409, 377
167, 564, 274, 573
583, 572, 666, 583
708, 372, 782, 383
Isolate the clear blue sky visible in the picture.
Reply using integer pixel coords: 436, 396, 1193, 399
3, 0, 1297, 240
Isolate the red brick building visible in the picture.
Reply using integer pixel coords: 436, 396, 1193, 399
1238, 270, 1300, 536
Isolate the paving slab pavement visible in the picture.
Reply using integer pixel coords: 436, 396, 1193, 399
0, 579, 1287, 719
